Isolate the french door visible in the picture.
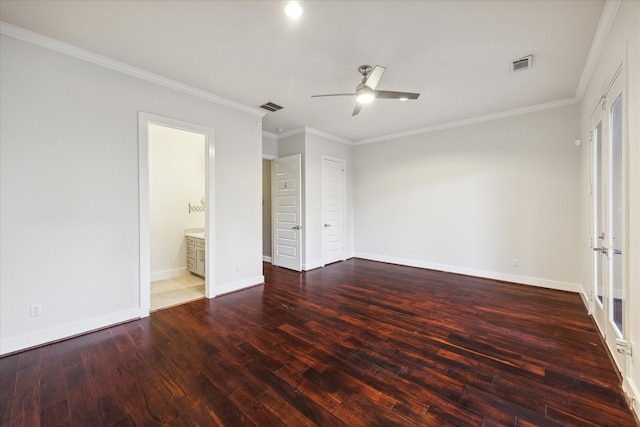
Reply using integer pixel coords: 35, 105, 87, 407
590, 66, 629, 372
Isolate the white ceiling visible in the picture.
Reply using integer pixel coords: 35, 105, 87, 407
0, 0, 605, 143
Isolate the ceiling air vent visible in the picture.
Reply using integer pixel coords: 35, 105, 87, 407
510, 55, 532, 72
259, 102, 284, 112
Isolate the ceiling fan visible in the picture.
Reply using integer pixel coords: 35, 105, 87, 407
312, 65, 420, 116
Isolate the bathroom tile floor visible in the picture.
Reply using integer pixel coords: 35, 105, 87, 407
150, 274, 205, 311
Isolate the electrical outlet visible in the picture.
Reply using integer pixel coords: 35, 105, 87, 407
385, 244, 391, 251
512, 258, 519, 267
235, 263, 240, 272
30, 303, 42, 317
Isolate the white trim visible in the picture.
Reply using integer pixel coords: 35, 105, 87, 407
139, 112, 216, 311
0, 21, 266, 118
262, 153, 277, 160
275, 127, 355, 145
212, 276, 264, 297
354, 97, 580, 145
624, 376, 639, 417
305, 127, 354, 145
354, 253, 581, 293
303, 260, 324, 271
262, 130, 279, 139
278, 127, 306, 139
575, 0, 623, 99
263, 256, 272, 262
0, 308, 141, 355
578, 288, 591, 314
150, 267, 188, 282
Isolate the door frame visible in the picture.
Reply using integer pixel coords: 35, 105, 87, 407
589, 59, 629, 373
138, 112, 216, 316
321, 155, 347, 266
589, 96, 608, 334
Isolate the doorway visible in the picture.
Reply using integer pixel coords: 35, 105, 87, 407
138, 112, 216, 316
148, 124, 205, 310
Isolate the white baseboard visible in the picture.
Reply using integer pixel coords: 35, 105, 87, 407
625, 376, 639, 419
263, 256, 272, 263
210, 275, 264, 297
0, 307, 142, 355
578, 288, 591, 314
303, 260, 324, 271
353, 252, 581, 293
151, 267, 188, 282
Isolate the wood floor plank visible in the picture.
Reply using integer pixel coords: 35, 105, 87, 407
1, 259, 637, 426
10, 363, 41, 427
63, 362, 101, 427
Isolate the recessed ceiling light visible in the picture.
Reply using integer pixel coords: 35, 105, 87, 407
276, 128, 285, 133
285, 1, 303, 19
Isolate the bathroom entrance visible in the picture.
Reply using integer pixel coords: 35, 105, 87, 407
138, 113, 215, 315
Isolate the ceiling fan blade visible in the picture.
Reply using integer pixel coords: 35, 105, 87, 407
373, 90, 420, 100
352, 103, 363, 116
363, 65, 386, 90
311, 93, 356, 98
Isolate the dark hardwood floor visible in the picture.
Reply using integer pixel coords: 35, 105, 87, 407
1, 259, 636, 426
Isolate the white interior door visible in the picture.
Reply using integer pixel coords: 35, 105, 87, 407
322, 156, 346, 265
590, 67, 628, 373
272, 154, 302, 271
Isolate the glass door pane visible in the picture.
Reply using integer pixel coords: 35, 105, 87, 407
593, 121, 604, 306
610, 93, 623, 334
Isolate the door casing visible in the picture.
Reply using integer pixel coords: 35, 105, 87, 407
138, 112, 215, 315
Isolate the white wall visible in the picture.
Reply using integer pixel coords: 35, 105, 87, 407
354, 104, 581, 291
0, 34, 264, 354
578, 0, 640, 413
149, 124, 205, 280
262, 132, 278, 157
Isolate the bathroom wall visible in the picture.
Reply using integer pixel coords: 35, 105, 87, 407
149, 124, 205, 280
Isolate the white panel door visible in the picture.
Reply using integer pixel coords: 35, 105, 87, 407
272, 154, 302, 271
322, 156, 346, 265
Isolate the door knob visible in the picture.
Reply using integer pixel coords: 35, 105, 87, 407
292, 225, 301, 230
593, 246, 608, 255
324, 224, 331, 228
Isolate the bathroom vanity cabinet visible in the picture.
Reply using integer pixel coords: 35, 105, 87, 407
186, 235, 205, 277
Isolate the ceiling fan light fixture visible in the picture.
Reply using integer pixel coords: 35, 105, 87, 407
398, 97, 408, 102
285, 1, 303, 19
356, 92, 375, 104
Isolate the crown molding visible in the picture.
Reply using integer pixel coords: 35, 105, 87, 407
0, 21, 266, 118
277, 127, 306, 139
262, 130, 279, 139
304, 127, 354, 145
354, 97, 580, 145
270, 126, 353, 145
575, 0, 622, 100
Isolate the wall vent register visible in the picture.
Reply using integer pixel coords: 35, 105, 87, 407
511, 55, 532, 72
